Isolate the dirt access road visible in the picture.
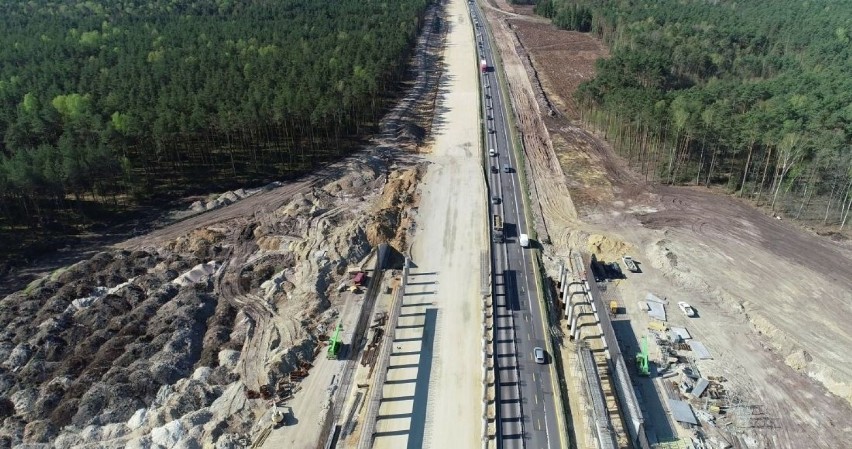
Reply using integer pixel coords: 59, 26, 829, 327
480, 2, 852, 448
372, 0, 486, 446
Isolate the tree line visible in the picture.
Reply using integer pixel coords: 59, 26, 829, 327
0, 0, 430, 233
536, 0, 852, 229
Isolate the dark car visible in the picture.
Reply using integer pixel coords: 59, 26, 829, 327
490, 166, 498, 174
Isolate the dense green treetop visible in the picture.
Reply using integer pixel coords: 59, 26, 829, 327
537, 0, 851, 225
0, 0, 430, 231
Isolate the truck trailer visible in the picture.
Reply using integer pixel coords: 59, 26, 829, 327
493, 214, 503, 231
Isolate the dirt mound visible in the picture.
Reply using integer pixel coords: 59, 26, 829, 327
366, 165, 425, 249
398, 123, 426, 144
0, 246, 243, 446
167, 229, 226, 258
585, 233, 633, 261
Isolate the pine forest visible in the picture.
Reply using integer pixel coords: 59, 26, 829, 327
0, 0, 430, 233
536, 0, 852, 229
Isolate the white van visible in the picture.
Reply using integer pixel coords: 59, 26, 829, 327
519, 233, 529, 248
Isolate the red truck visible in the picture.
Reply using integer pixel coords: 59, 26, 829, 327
480, 59, 488, 73
352, 271, 366, 286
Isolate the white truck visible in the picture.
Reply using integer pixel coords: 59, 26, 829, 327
678, 301, 696, 317
622, 255, 639, 272
519, 233, 529, 248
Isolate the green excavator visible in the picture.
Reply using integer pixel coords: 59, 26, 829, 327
636, 335, 650, 376
327, 322, 343, 359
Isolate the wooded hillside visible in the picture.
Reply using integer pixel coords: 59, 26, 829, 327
536, 0, 852, 230
0, 0, 430, 232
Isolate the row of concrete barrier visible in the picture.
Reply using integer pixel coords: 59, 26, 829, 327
355, 255, 409, 449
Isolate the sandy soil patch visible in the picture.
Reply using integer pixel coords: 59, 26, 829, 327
374, 0, 486, 446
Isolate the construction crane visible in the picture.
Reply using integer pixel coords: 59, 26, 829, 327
636, 335, 650, 376
327, 322, 343, 359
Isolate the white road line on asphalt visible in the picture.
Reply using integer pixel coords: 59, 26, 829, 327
480, 8, 561, 447
483, 16, 557, 448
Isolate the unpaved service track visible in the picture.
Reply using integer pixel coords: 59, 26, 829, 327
118, 177, 320, 251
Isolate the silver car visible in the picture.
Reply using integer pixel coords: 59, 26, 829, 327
534, 347, 546, 364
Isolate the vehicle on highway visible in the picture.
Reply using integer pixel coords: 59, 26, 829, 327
492, 231, 504, 243
519, 233, 530, 248
503, 163, 510, 173
534, 347, 546, 364
490, 165, 498, 173
489, 128, 495, 134
489, 148, 496, 156
493, 214, 503, 232
491, 196, 501, 205
678, 301, 696, 317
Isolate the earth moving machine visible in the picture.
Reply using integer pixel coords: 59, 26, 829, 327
636, 335, 650, 376
327, 322, 343, 359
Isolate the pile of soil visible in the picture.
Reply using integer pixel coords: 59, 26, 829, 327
0, 247, 237, 446
0, 145, 424, 447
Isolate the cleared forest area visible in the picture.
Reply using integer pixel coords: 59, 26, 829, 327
536, 0, 852, 233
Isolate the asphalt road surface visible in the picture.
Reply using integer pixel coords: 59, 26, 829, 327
469, 3, 562, 448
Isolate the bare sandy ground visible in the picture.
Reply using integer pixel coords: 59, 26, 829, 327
373, 0, 486, 446
259, 291, 366, 449
592, 187, 852, 448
